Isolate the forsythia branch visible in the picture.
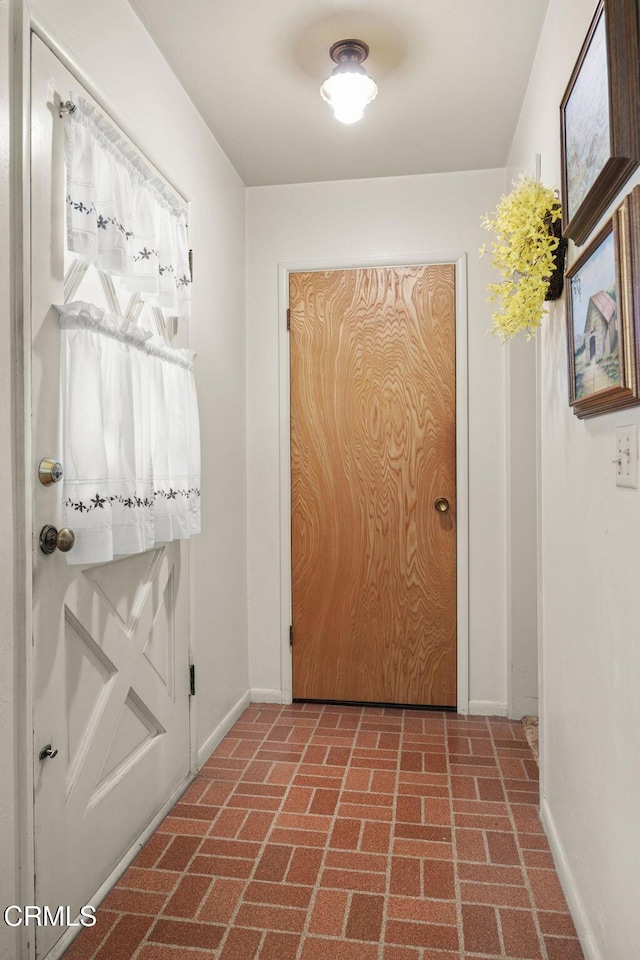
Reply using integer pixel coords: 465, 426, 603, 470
480, 174, 562, 341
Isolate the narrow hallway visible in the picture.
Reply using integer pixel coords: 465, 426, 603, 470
62, 703, 583, 960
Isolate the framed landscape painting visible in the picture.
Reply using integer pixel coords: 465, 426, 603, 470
566, 188, 640, 418
560, 0, 640, 246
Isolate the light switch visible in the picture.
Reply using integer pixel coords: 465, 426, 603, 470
615, 425, 638, 488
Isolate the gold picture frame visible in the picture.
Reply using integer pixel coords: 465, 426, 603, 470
566, 187, 640, 418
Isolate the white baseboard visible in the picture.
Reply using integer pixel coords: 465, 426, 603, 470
540, 798, 600, 960
43, 772, 193, 960
468, 700, 508, 717
250, 687, 287, 703
197, 689, 252, 768
508, 695, 539, 720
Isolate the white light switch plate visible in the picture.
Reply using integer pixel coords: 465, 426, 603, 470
615, 425, 638, 488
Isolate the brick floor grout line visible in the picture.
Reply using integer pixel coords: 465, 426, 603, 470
462, 719, 509, 960
343, 889, 354, 939
445, 710, 468, 960
151, 715, 275, 960
454, 877, 548, 891
71, 907, 122, 960
494, 888, 508, 959
294, 704, 364, 960
117, 857, 198, 960
119, 730, 249, 959
206, 701, 311, 959
356, 813, 366, 853
100, 818, 203, 960
481, 828, 491, 864
376, 706, 403, 960
201, 747, 268, 838
487, 718, 551, 960
127, 710, 279, 960
479, 724, 503, 943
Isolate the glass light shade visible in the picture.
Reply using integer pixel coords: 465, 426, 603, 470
320, 68, 378, 124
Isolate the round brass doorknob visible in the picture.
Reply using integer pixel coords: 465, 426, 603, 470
39, 524, 75, 555
434, 497, 450, 513
56, 528, 75, 552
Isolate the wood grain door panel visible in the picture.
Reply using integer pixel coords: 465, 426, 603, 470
290, 265, 456, 707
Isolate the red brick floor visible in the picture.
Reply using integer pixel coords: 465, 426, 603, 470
62, 703, 584, 960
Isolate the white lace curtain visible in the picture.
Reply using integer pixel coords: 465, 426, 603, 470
65, 96, 191, 316
57, 302, 200, 565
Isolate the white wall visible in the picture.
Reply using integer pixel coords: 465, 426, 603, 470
509, 1, 640, 957
1, 3, 248, 952
246, 169, 510, 712
506, 310, 539, 719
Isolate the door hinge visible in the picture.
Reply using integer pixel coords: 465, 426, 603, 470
287, 308, 291, 331
188, 249, 193, 282
189, 663, 196, 696
289, 625, 293, 647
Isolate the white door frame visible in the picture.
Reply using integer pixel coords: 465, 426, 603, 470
11, 7, 197, 957
278, 254, 470, 714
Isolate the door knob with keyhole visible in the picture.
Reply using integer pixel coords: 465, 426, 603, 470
434, 497, 450, 513
39, 524, 75, 555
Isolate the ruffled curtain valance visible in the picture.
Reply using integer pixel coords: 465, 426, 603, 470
56, 301, 200, 565
64, 97, 191, 316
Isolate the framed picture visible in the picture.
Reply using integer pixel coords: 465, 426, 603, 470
566, 188, 640, 418
560, 0, 640, 246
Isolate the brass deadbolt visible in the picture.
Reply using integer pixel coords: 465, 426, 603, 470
39, 458, 63, 485
434, 497, 450, 513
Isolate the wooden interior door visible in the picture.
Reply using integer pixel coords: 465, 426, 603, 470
290, 265, 456, 707
31, 37, 190, 958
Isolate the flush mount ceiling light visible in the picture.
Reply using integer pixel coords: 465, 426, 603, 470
320, 39, 378, 124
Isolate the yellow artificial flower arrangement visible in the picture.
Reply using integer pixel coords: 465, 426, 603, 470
481, 174, 563, 341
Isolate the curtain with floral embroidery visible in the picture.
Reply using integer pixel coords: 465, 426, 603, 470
56, 301, 200, 565
65, 97, 191, 316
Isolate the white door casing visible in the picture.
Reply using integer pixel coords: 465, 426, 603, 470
31, 36, 190, 958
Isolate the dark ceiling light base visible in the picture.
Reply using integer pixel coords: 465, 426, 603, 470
329, 39, 370, 66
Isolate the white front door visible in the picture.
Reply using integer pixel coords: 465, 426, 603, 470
31, 35, 191, 958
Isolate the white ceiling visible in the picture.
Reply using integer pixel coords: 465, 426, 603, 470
129, 0, 549, 187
